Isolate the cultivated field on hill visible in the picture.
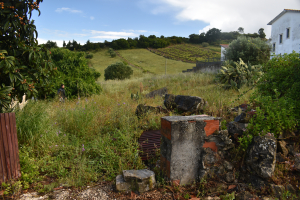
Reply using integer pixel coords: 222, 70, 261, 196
149, 44, 221, 63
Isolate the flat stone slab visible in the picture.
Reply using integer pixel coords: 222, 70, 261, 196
123, 169, 155, 182
116, 175, 131, 192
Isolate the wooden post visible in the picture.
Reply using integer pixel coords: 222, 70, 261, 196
0, 113, 21, 184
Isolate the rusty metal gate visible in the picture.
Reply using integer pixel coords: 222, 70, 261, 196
0, 113, 21, 184
138, 130, 161, 161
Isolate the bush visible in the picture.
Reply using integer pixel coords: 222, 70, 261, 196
85, 53, 93, 59
104, 62, 133, 81
215, 58, 263, 89
224, 36, 271, 65
108, 48, 116, 58
256, 51, 300, 118
47, 48, 102, 99
202, 42, 209, 47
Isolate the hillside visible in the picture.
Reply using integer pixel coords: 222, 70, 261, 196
148, 44, 221, 63
89, 48, 195, 80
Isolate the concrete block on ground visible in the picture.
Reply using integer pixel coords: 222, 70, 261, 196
116, 169, 156, 193
160, 115, 220, 185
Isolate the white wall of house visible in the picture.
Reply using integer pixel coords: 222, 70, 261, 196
221, 46, 226, 61
270, 12, 300, 55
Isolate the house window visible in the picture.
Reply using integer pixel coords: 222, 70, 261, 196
273, 43, 276, 52
286, 28, 290, 38
279, 34, 283, 44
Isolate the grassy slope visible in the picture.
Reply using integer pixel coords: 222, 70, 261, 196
117, 49, 195, 75
89, 47, 196, 80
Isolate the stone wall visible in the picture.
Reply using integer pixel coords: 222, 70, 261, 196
182, 61, 223, 74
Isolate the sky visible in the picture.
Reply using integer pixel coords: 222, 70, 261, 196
31, 0, 300, 47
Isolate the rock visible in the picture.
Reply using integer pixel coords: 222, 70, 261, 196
223, 160, 234, 171
287, 144, 297, 156
285, 184, 296, 194
203, 147, 218, 166
135, 104, 168, 118
205, 130, 234, 151
224, 172, 235, 183
116, 174, 131, 192
234, 112, 251, 123
277, 140, 288, 157
245, 136, 277, 179
270, 184, 285, 199
236, 191, 257, 200
249, 174, 267, 188
164, 94, 205, 114
145, 87, 168, 98
122, 169, 156, 193
209, 183, 227, 193
227, 121, 248, 141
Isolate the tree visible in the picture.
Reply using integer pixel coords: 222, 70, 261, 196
44, 40, 58, 49
205, 28, 221, 44
224, 36, 271, 65
104, 62, 133, 81
238, 27, 244, 34
258, 28, 266, 39
189, 34, 200, 44
0, 0, 55, 111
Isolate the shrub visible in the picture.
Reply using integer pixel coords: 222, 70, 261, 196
215, 58, 263, 89
104, 62, 133, 80
108, 48, 116, 58
85, 53, 93, 59
202, 42, 209, 47
256, 51, 300, 118
224, 36, 271, 65
47, 48, 102, 99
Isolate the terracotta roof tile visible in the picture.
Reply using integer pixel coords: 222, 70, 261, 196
220, 44, 229, 48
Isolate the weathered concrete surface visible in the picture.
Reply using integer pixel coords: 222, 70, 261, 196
160, 115, 220, 185
245, 136, 277, 179
121, 169, 156, 193
116, 175, 130, 192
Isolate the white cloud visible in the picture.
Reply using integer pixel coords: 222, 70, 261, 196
143, 0, 300, 38
55, 7, 82, 14
90, 16, 95, 20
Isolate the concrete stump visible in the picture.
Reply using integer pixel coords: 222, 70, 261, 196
160, 115, 220, 185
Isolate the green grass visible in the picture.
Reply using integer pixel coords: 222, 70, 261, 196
13, 72, 255, 194
89, 48, 195, 80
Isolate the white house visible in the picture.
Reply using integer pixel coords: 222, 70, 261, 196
220, 44, 229, 61
267, 9, 300, 55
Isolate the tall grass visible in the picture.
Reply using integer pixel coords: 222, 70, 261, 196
15, 72, 253, 191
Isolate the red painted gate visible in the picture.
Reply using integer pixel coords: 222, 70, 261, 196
0, 113, 21, 184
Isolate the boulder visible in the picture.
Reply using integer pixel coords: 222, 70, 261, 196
145, 87, 168, 98
234, 112, 250, 123
135, 104, 168, 118
227, 121, 248, 141
245, 136, 277, 179
122, 169, 156, 193
164, 94, 205, 114
205, 130, 234, 151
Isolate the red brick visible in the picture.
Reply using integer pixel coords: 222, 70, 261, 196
161, 119, 171, 140
204, 120, 219, 136
160, 155, 170, 178
203, 141, 218, 152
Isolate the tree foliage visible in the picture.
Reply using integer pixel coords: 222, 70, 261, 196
104, 62, 133, 81
224, 36, 271, 65
0, 0, 56, 112
48, 48, 102, 99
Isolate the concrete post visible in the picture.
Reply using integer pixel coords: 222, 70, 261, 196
160, 115, 220, 185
